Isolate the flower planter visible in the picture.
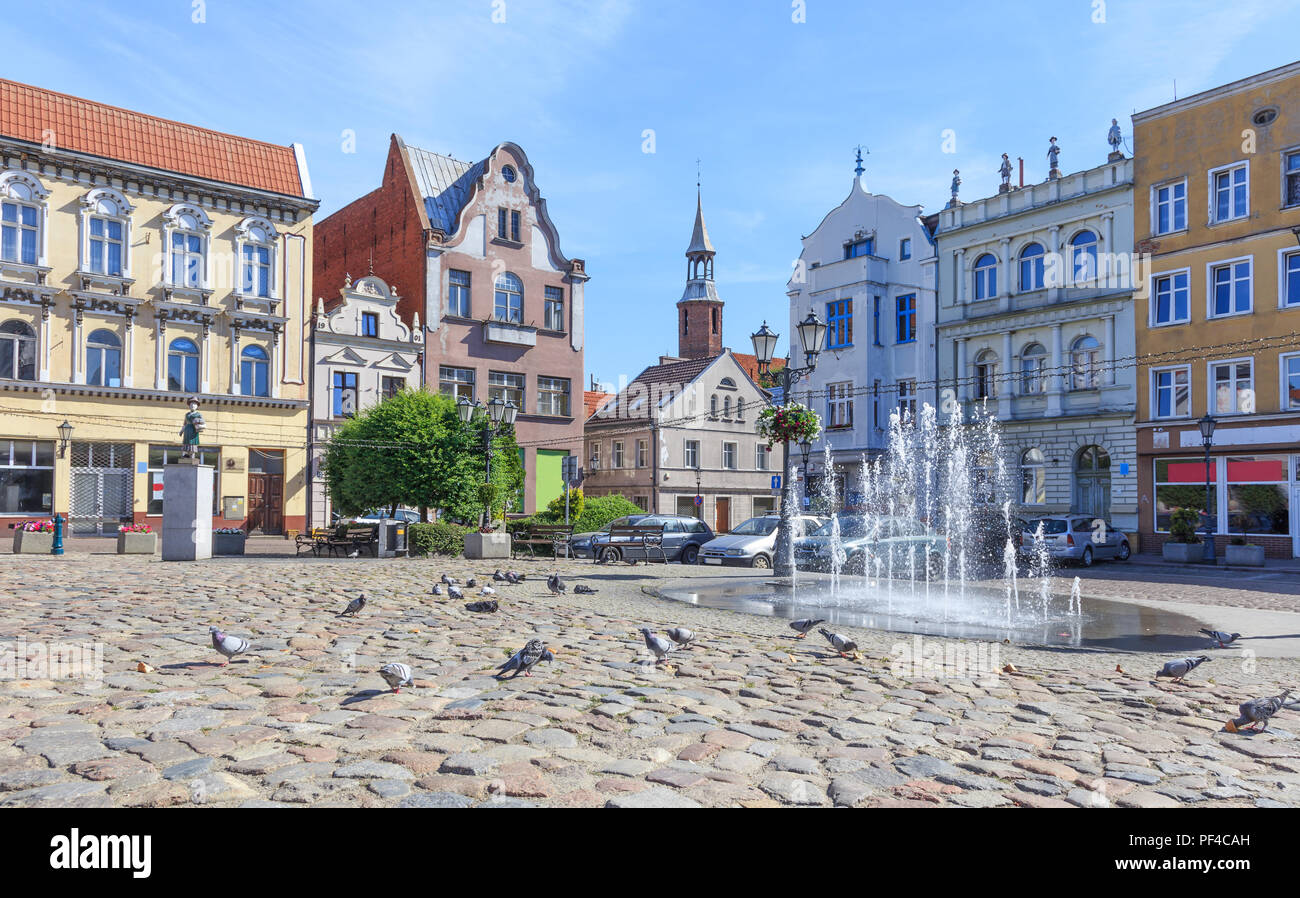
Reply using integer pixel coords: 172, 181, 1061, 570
213, 532, 247, 556
464, 531, 510, 560
12, 530, 53, 554
1225, 544, 1265, 567
1161, 542, 1203, 563
117, 531, 157, 555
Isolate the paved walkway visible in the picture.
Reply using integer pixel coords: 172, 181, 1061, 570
0, 553, 1297, 807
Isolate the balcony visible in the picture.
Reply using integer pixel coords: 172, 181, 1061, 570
482, 318, 537, 347
807, 254, 890, 295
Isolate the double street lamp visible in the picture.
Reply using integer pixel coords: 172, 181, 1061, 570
1199, 413, 1217, 564
456, 396, 518, 481
751, 311, 828, 578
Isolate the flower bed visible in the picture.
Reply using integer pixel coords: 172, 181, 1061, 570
214, 528, 247, 556
12, 520, 54, 554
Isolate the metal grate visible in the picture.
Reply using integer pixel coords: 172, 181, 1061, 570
69, 443, 135, 534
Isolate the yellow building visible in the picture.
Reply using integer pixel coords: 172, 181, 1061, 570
0, 79, 317, 538
1133, 61, 1300, 558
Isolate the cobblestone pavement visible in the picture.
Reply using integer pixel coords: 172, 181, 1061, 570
1, 553, 1297, 808
1034, 561, 1300, 613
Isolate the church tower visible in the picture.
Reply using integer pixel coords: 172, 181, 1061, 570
676, 190, 723, 359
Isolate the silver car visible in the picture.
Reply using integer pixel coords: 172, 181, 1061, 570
1019, 515, 1131, 566
699, 514, 825, 569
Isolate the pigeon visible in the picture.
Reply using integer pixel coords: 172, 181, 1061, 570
338, 594, 366, 617
505, 571, 526, 584
465, 600, 499, 614
493, 570, 507, 582
378, 662, 414, 693
347, 548, 360, 558
547, 573, 566, 595
209, 626, 250, 666
1226, 689, 1292, 732
1155, 655, 1211, 683
640, 628, 675, 664
818, 628, 858, 657
448, 585, 464, 601
666, 627, 695, 648
1200, 628, 1241, 648
479, 585, 497, 596
466, 578, 477, 588
431, 584, 443, 596
496, 639, 552, 679
789, 618, 825, 639
573, 584, 597, 594
440, 573, 453, 585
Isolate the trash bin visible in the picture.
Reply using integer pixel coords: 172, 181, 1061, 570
378, 520, 408, 558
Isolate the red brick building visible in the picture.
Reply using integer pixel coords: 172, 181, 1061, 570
314, 136, 587, 513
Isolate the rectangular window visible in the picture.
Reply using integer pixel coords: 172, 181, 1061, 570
895, 293, 916, 344
361, 312, 378, 337
170, 232, 203, 287
241, 244, 270, 297
1152, 365, 1190, 418
497, 207, 508, 239
1283, 249, 1300, 308
536, 376, 570, 416
872, 296, 881, 345
1210, 359, 1254, 415
1153, 180, 1187, 235
684, 439, 700, 469
612, 440, 625, 468
1286, 150, 1300, 208
826, 381, 853, 428
1283, 353, 1300, 410
844, 237, 873, 259
722, 442, 737, 470
755, 443, 769, 471
1209, 258, 1252, 317
381, 376, 404, 400
589, 442, 600, 471
898, 379, 916, 420
1, 202, 39, 265
1154, 457, 1216, 533
544, 286, 565, 331
0, 439, 54, 514
1152, 270, 1190, 325
332, 371, 358, 417
439, 366, 474, 401
1226, 455, 1289, 535
147, 445, 219, 516
1210, 162, 1248, 223
488, 371, 524, 411
511, 210, 521, 243
448, 270, 471, 317
636, 439, 648, 468
899, 238, 912, 260
633, 495, 649, 511
826, 299, 853, 349
89, 217, 124, 276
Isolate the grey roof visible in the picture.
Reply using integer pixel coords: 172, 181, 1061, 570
686, 190, 714, 256
679, 278, 721, 303
587, 354, 720, 423
400, 137, 486, 235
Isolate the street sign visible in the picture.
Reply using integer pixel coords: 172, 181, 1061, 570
693, 495, 702, 506
561, 455, 582, 486
1119, 462, 1130, 476
771, 475, 782, 490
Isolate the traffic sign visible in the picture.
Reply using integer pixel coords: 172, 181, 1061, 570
693, 495, 702, 506
771, 475, 782, 490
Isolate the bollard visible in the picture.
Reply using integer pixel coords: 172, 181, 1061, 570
52, 513, 65, 556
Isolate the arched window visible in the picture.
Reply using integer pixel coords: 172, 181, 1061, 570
723, 396, 732, 418
1021, 448, 1046, 505
1020, 342, 1047, 394
167, 337, 199, 393
1070, 335, 1101, 389
719, 377, 736, 389
710, 394, 718, 416
975, 349, 998, 399
493, 272, 523, 323
735, 398, 745, 420
240, 344, 270, 397
1018, 242, 1045, 291
1, 172, 47, 266
238, 218, 278, 298
164, 204, 210, 289
1070, 230, 1098, 285
86, 329, 122, 387
973, 253, 997, 300
0, 320, 37, 381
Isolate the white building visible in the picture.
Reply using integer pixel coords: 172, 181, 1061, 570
785, 160, 938, 494
934, 150, 1138, 530
308, 274, 423, 527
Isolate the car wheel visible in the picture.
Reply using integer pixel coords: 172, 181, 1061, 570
599, 546, 621, 564
1080, 545, 1093, 567
680, 544, 700, 565
751, 553, 771, 569
1116, 540, 1130, 561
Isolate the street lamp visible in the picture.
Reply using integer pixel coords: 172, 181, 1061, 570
694, 463, 703, 521
458, 397, 519, 482
1198, 413, 1217, 563
798, 438, 813, 509
750, 312, 826, 578
57, 420, 73, 458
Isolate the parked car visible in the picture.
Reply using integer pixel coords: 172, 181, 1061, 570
699, 514, 825, 569
1018, 515, 1131, 566
590, 514, 714, 564
793, 514, 947, 576
351, 508, 422, 524
568, 514, 652, 559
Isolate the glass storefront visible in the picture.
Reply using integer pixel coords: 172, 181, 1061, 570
1154, 454, 1291, 536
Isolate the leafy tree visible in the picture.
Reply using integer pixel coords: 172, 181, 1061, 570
546, 487, 585, 521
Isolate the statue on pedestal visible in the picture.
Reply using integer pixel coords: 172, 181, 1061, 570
1047, 137, 1061, 178
948, 169, 961, 206
180, 397, 206, 459
998, 154, 1013, 192
1107, 118, 1124, 160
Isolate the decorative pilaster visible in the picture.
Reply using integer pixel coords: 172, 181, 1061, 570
1103, 315, 1116, 385
230, 325, 241, 395
1047, 323, 1063, 417
123, 310, 134, 388
155, 315, 167, 390
954, 249, 966, 305
956, 338, 969, 402
71, 304, 84, 385
199, 318, 211, 394
999, 330, 1014, 419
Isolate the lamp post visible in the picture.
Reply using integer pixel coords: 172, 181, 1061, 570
694, 463, 703, 521
457, 396, 518, 522
798, 438, 813, 510
57, 420, 73, 458
751, 311, 828, 578
1198, 413, 1217, 563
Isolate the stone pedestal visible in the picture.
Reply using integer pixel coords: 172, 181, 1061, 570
162, 462, 214, 561
464, 532, 510, 559
1107, 151, 1125, 163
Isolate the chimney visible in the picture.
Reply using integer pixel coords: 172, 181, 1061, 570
1018, 157, 1025, 188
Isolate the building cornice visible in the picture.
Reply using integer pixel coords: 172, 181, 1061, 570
937, 293, 1132, 336
0, 380, 307, 410
1132, 60, 1300, 124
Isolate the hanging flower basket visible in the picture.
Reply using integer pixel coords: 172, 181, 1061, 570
756, 403, 821, 448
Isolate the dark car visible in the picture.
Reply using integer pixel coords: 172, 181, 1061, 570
590, 514, 714, 564
793, 514, 946, 576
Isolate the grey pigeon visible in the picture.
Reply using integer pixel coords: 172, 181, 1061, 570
1200, 628, 1241, 648
466, 578, 477, 588
338, 594, 366, 617
493, 570, 507, 582
431, 584, 443, 596
210, 626, 250, 666
640, 628, 675, 664
378, 662, 413, 693
1155, 655, 1211, 683
465, 600, 499, 614
505, 571, 526, 584
1227, 689, 1292, 732
547, 573, 566, 595
479, 585, 497, 596
573, 584, 597, 594
448, 585, 464, 601
789, 618, 825, 639
666, 627, 695, 648
818, 628, 858, 657
440, 573, 453, 585
496, 639, 552, 679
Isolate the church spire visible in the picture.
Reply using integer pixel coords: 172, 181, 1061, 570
677, 185, 723, 360
685, 188, 715, 259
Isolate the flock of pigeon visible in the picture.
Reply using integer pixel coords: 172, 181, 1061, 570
204, 579, 1291, 734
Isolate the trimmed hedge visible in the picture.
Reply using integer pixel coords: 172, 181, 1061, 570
408, 521, 472, 557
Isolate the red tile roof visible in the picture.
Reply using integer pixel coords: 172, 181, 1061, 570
0, 79, 306, 198
584, 390, 613, 418
731, 352, 785, 385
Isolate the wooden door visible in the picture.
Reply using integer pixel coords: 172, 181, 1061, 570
715, 497, 731, 534
248, 473, 284, 535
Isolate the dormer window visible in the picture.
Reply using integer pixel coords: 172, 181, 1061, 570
0, 171, 48, 267
236, 217, 278, 299
361, 312, 379, 337
844, 237, 873, 259
163, 204, 212, 290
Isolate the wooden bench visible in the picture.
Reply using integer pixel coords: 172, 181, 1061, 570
513, 524, 573, 559
295, 527, 330, 556
326, 525, 378, 557
601, 523, 667, 564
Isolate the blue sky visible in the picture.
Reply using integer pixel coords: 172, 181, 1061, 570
6, 0, 1299, 390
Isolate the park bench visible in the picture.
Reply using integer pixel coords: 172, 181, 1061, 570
295, 527, 330, 556
325, 524, 379, 557
601, 522, 667, 564
513, 524, 573, 559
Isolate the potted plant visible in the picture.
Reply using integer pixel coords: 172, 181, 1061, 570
1225, 535, 1266, 567
12, 519, 54, 554
1161, 507, 1203, 563
117, 522, 157, 555
464, 482, 510, 559
214, 526, 247, 556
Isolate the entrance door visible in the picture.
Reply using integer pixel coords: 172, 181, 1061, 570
68, 442, 133, 535
1073, 445, 1111, 518
1293, 486, 1300, 558
715, 497, 731, 534
248, 449, 285, 535
676, 496, 698, 519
